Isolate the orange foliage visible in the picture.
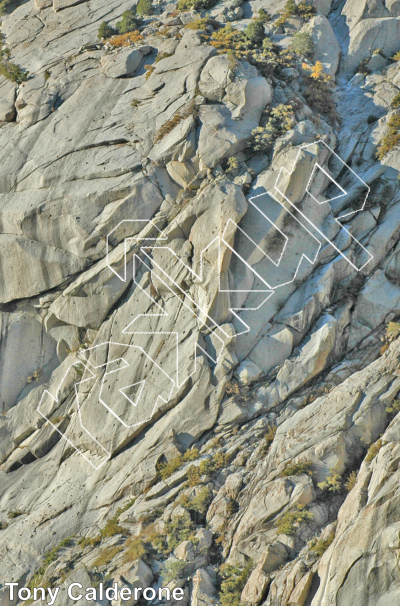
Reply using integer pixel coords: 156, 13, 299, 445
302, 60, 331, 82
108, 31, 143, 47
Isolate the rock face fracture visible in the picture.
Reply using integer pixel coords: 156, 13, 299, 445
1, 0, 400, 604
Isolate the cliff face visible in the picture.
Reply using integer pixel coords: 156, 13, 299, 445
1, 0, 400, 604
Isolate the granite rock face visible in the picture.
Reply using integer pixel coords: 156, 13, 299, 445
1, 1, 400, 605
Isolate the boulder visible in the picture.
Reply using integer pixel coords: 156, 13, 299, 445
259, 542, 288, 574
191, 569, 218, 606
100, 49, 146, 79
341, 18, 400, 79
304, 14, 341, 78
199, 55, 234, 102
272, 315, 337, 403
366, 52, 389, 71
198, 62, 272, 168
166, 161, 196, 188
235, 360, 263, 384
241, 568, 270, 605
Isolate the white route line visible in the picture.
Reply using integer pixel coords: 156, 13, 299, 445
37, 140, 375, 467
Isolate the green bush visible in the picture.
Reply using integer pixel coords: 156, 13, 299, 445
136, 0, 153, 17
376, 114, 400, 160
309, 528, 335, 557
180, 486, 212, 516
282, 460, 312, 477
344, 470, 357, 492
276, 0, 315, 27
164, 515, 196, 551
246, 20, 265, 44
317, 469, 342, 493
162, 559, 187, 584
156, 447, 200, 480
115, 9, 140, 34
218, 562, 253, 606
365, 438, 382, 462
250, 103, 295, 152
257, 8, 271, 22
178, 0, 218, 10
98, 22, 116, 40
0, 59, 28, 84
276, 505, 314, 535
290, 31, 314, 58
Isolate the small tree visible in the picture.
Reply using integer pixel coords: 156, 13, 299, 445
115, 9, 140, 34
257, 8, 271, 22
98, 21, 116, 40
285, 0, 298, 14
136, 0, 153, 16
290, 31, 314, 58
246, 19, 265, 44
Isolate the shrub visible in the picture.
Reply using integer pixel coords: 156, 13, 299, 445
218, 562, 253, 606
164, 515, 196, 551
302, 61, 339, 123
79, 535, 101, 549
187, 465, 202, 486
162, 559, 187, 584
116, 9, 141, 34
246, 20, 265, 45
290, 31, 314, 58
157, 447, 200, 480
180, 486, 212, 516
385, 399, 400, 416
177, 0, 218, 10
376, 114, 400, 160
123, 536, 146, 563
282, 460, 312, 477
392, 92, 400, 109
344, 470, 357, 492
296, 2, 316, 20
276, 505, 314, 535
276, 0, 315, 27
185, 17, 213, 30
98, 21, 116, 40
226, 498, 239, 516
209, 23, 253, 56
0, 59, 28, 84
154, 100, 197, 143
386, 321, 400, 340
250, 103, 295, 152
392, 50, 400, 61
93, 545, 123, 569
309, 528, 335, 557
108, 31, 144, 47
7, 509, 23, 519
100, 515, 124, 538
155, 51, 173, 63
261, 425, 276, 454
317, 469, 342, 493
257, 8, 271, 22
365, 438, 382, 462
226, 156, 239, 173
198, 451, 229, 475
136, 0, 153, 16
